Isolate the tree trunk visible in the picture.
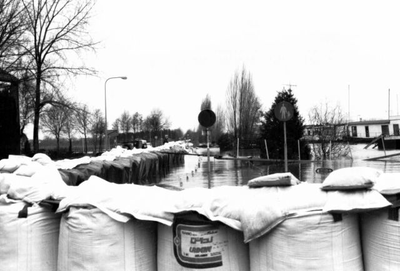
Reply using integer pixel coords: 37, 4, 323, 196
93, 136, 97, 154
56, 136, 60, 154
84, 135, 88, 153
69, 138, 72, 154
33, 74, 41, 153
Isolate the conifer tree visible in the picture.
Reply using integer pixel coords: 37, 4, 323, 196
259, 88, 310, 159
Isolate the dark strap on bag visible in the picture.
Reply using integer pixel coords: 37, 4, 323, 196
331, 213, 342, 222
39, 199, 60, 212
18, 202, 33, 218
388, 194, 400, 221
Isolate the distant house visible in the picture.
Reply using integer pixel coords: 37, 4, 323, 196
304, 118, 400, 149
347, 119, 397, 138
107, 129, 119, 148
303, 123, 347, 141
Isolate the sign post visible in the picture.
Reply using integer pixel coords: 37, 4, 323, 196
198, 109, 216, 188
274, 101, 294, 172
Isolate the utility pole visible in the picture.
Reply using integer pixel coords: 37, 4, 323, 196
388, 88, 391, 120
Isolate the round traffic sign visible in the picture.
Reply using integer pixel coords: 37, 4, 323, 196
274, 101, 294, 121
198, 109, 216, 128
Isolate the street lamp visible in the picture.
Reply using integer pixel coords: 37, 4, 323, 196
104, 76, 127, 151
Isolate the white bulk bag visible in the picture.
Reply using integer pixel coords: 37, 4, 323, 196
58, 206, 157, 271
157, 216, 250, 271
0, 196, 60, 271
249, 211, 363, 271
361, 207, 400, 271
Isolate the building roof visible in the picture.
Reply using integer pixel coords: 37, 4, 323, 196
0, 69, 18, 83
107, 129, 119, 136
348, 119, 390, 126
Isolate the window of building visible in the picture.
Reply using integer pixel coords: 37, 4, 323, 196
382, 125, 389, 136
351, 126, 357, 137
394, 124, 399, 136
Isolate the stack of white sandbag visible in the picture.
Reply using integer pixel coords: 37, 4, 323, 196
361, 208, 400, 270
56, 175, 177, 271
154, 140, 196, 153
58, 206, 157, 271
249, 210, 363, 270
361, 172, 400, 270
246, 168, 391, 271
0, 153, 70, 202
0, 196, 61, 271
0, 153, 65, 271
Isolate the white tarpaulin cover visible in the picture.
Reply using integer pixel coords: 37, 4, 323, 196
57, 175, 178, 224
56, 176, 392, 243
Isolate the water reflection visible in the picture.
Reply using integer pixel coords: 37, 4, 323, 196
159, 144, 400, 188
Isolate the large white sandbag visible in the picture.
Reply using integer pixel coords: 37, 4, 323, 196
6, 162, 67, 203
249, 211, 363, 271
361, 207, 400, 270
58, 206, 157, 271
157, 212, 250, 271
0, 196, 61, 271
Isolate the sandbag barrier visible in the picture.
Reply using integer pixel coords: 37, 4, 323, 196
3, 158, 400, 271
5, 200, 400, 271
58, 151, 185, 186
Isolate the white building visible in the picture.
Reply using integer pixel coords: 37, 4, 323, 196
348, 118, 400, 138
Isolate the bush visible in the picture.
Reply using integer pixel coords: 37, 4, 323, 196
217, 133, 235, 151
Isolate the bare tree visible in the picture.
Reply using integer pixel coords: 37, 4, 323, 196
75, 103, 91, 153
90, 109, 104, 154
40, 105, 69, 153
226, 73, 238, 136
143, 108, 170, 133
119, 111, 132, 134
63, 105, 76, 154
226, 67, 261, 152
0, 0, 27, 70
112, 119, 120, 132
213, 104, 226, 143
131, 112, 143, 133
308, 102, 350, 159
200, 94, 212, 110
21, 0, 97, 153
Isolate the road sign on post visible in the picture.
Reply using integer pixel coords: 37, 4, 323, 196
198, 109, 216, 128
274, 102, 294, 172
274, 101, 294, 122
198, 109, 216, 189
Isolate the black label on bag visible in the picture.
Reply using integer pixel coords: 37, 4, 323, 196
173, 223, 223, 269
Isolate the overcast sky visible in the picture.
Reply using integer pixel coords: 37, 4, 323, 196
70, 0, 400, 132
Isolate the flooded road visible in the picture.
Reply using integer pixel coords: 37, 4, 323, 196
159, 144, 400, 188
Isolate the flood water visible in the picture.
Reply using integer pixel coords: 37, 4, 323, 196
159, 144, 400, 188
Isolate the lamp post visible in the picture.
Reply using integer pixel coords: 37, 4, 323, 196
104, 76, 127, 151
